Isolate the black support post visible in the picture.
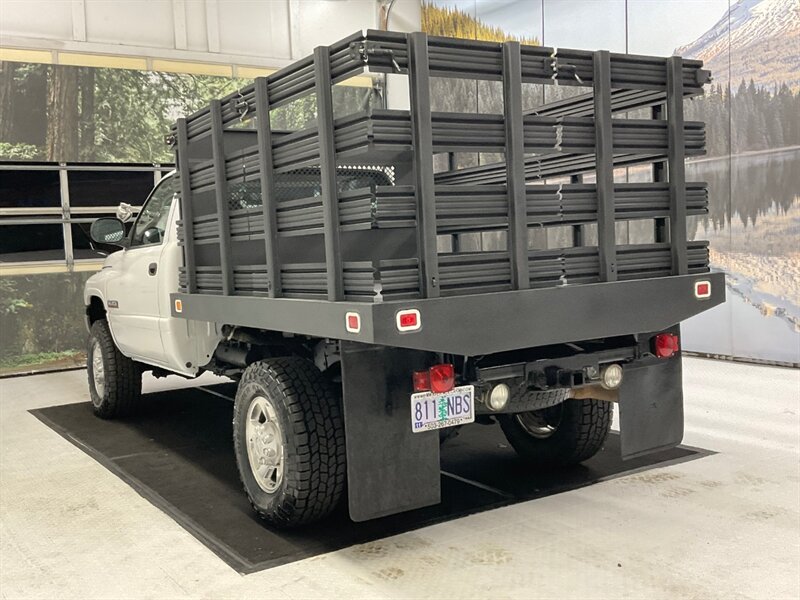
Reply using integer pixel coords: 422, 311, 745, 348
503, 41, 530, 290
666, 56, 688, 275
408, 32, 440, 298
314, 46, 344, 301
592, 50, 617, 282
254, 77, 281, 297
176, 118, 196, 294
570, 174, 584, 247
652, 104, 668, 243
210, 100, 234, 296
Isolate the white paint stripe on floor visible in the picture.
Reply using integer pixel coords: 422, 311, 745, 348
441, 470, 515, 499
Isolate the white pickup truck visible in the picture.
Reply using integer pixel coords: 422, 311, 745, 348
84, 173, 220, 396
83, 30, 723, 528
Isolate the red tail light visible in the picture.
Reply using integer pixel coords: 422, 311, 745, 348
412, 363, 455, 393
413, 370, 431, 392
653, 333, 680, 359
430, 364, 455, 393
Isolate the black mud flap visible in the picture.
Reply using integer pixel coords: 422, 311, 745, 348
340, 341, 441, 521
618, 355, 684, 460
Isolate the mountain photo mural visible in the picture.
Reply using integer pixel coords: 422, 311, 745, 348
674, 0, 800, 365
424, 0, 799, 365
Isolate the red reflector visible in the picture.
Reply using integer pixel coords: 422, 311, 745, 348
413, 370, 431, 392
429, 363, 455, 393
400, 312, 417, 328
653, 333, 680, 359
345, 311, 360, 333
396, 309, 421, 332
695, 280, 711, 299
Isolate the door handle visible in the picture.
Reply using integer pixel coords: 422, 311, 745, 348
148, 262, 158, 276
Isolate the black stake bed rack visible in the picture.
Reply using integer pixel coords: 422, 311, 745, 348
170, 30, 724, 355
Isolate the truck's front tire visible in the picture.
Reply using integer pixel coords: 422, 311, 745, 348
498, 399, 612, 468
87, 319, 141, 419
232, 358, 346, 528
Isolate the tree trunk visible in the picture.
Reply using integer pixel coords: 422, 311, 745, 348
79, 67, 95, 161
46, 65, 79, 162
0, 61, 18, 140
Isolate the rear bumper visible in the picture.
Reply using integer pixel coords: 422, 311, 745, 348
172, 272, 724, 355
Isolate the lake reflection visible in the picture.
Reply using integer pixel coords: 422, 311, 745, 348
684, 148, 800, 365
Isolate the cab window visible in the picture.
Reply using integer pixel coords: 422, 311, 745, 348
130, 176, 176, 247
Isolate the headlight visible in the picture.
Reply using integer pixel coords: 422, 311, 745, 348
600, 364, 623, 390
487, 383, 510, 411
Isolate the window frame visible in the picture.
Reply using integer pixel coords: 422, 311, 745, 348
128, 174, 177, 250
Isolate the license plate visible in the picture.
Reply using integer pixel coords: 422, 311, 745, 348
411, 385, 475, 433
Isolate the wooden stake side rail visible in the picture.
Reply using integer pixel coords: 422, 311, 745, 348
173, 31, 709, 305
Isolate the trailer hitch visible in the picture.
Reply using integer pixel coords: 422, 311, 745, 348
349, 41, 402, 73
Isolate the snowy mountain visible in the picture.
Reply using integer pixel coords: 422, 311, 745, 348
674, 0, 800, 91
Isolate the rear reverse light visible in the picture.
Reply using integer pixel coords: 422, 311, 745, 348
413, 363, 455, 393
694, 280, 711, 299
396, 309, 421, 332
653, 333, 680, 359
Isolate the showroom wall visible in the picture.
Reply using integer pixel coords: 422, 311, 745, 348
422, 0, 799, 366
0, 0, 421, 371
1, 0, 797, 369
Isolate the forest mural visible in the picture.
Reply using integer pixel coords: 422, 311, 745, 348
0, 62, 374, 163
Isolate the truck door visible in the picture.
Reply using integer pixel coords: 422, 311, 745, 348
105, 176, 177, 365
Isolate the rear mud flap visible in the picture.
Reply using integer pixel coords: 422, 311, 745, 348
618, 356, 684, 460
340, 341, 440, 521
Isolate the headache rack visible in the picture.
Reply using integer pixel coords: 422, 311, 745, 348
170, 30, 721, 354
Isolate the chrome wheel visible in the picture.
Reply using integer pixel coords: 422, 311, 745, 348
516, 404, 563, 440
90, 341, 105, 402
246, 396, 285, 493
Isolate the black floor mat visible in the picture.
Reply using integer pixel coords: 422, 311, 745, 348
31, 384, 710, 574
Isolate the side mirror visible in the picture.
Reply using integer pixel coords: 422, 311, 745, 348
90, 218, 126, 247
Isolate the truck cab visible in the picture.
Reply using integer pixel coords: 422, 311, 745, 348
83, 173, 220, 378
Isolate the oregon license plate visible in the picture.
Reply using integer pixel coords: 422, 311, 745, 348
410, 385, 475, 433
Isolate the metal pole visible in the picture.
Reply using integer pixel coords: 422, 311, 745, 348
666, 56, 688, 275
592, 50, 617, 282
59, 168, 73, 271
408, 32, 440, 298
176, 118, 197, 294
210, 100, 234, 296
254, 77, 282, 298
651, 104, 668, 243
502, 41, 530, 290
314, 45, 344, 301
570, 174, 584, 247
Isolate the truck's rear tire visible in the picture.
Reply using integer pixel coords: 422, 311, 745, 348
87, 319, 141, 419
498, 399, 612, 468
232, 358, 346, 528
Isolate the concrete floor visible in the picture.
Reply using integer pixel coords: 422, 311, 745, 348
1, 357, 798, 599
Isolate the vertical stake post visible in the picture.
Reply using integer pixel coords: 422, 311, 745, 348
254, 77, 281, 297
592, 50, 617, 282
666, 56, 688, 275
651, 104, 668, 243
408, 32, 440, 298
176, 118, 196, 294
503, 41, 530, 290
570, 174, 584, 247
314, 45, 344, 301
210, 100, 233, 296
